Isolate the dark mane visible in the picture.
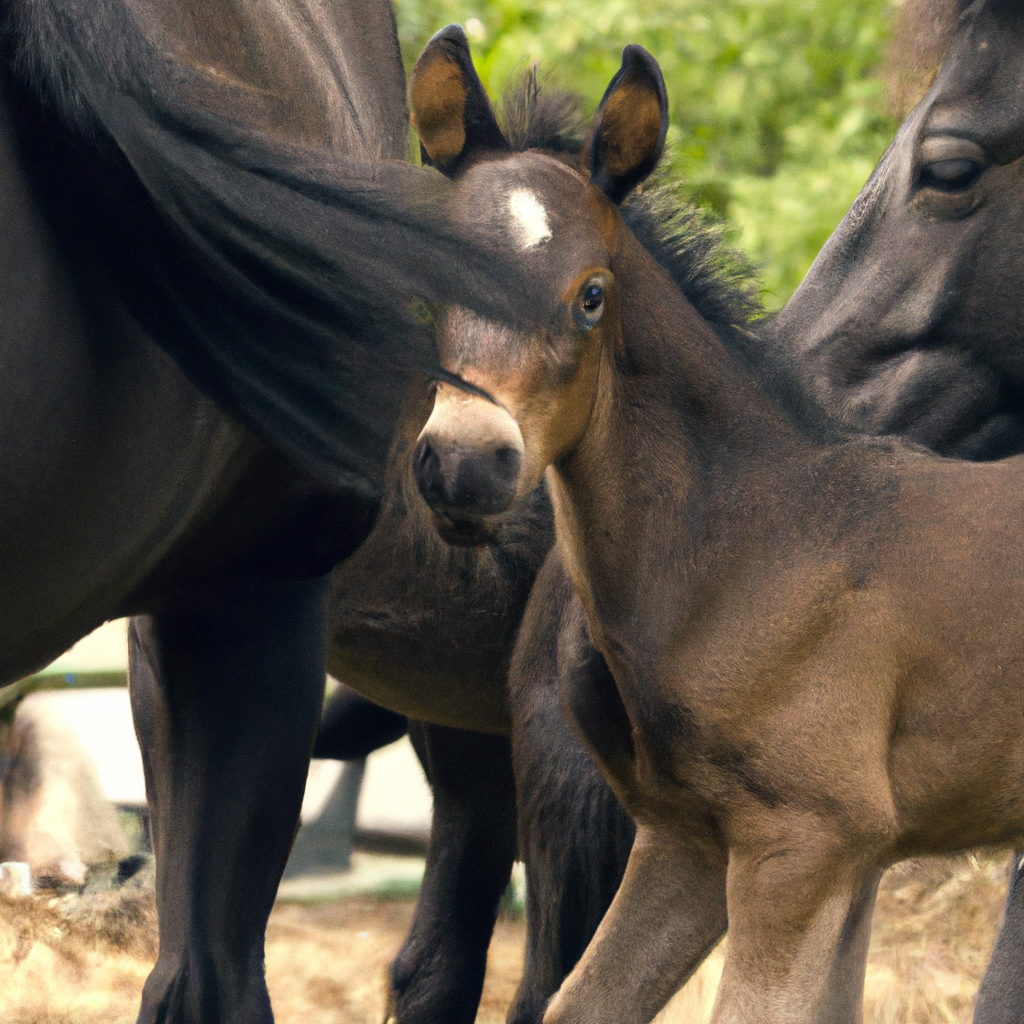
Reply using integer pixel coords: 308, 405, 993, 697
621, 185, 762, 332
624, 184, 846, 441
885, 0, 960, 115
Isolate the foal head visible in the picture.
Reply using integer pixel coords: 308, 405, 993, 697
410, 28, 668, 542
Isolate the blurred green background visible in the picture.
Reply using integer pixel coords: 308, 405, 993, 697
394, 0, 901, 309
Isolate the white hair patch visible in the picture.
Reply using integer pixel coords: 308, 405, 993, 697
508, 189, 552, 249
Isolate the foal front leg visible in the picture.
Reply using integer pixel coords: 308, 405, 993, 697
128, 575, 329, 1024
542, 823, 728, 1024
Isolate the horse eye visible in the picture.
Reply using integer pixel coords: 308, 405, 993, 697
919, 158, 984, 192
582, 284, 604, 311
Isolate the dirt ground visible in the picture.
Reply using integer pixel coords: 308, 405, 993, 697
0, 851, 1013, 1024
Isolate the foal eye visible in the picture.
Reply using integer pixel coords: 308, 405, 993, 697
575, 282, 605, 328
919, 158, 985, 193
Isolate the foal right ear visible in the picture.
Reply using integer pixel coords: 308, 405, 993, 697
410, 24, 509, 176
587, 45, 668, 204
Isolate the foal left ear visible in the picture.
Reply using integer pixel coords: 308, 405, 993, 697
586, 45, 668, 204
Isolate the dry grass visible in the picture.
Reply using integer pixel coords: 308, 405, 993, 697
0, 851, 1012, 1023
0, 867, 157, 1024
865, 853, 1010, 1024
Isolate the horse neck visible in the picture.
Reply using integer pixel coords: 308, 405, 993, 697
549, 233, 805, 652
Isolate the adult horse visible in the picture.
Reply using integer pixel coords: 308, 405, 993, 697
0, 0, 544, 1020
410, 38, 1024, 1024
772, 0, 1024, 462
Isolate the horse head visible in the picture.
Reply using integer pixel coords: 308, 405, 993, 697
770, 0, 1024, 459
410, 28, 667, 542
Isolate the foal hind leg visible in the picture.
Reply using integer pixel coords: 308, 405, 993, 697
129, 575, 328, 1024
387, 722, 517, 1024
710, 824, 882, 1024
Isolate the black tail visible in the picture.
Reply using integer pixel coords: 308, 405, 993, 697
3, 0, 544, 492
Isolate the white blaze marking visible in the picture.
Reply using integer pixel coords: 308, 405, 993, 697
508, 189, 552, 249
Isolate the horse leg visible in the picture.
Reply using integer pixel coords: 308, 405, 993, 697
387, 721, 517, 1024
507, 637, 635, 1024
128, 575, 328, 1024
542, 823, 728, 1024
314, 681, 408, 760
973, 852, 1024, 1024
710, 831, 882, 1024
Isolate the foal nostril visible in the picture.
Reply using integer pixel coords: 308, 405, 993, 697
493, 445, 522, 483
413, 437, 445, 503
414, 436, 432, 471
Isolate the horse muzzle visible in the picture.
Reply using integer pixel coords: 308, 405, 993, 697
413, 389, 526, 542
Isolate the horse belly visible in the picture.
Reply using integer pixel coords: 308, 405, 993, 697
0, 298, 250, 681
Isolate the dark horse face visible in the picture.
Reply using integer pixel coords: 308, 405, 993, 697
770, 0, 1024, 458
407, 28, 667, 539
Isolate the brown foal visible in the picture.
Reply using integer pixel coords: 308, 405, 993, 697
409, 34, 1024, 1024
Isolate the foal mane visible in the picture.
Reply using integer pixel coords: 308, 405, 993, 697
626, 186, 852, 440
499, 69, 586, 158
495, 74, 842, 442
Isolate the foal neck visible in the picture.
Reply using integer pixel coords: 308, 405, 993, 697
550, 229, 806, 651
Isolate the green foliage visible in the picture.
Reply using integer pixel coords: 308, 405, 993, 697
394, 0, 899, 308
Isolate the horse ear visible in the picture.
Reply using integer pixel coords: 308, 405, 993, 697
410, 24, 509, 176
586, 45, 668, 204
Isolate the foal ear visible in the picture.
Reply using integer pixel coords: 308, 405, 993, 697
586, 45, 668, 204
410, 24, 509, 175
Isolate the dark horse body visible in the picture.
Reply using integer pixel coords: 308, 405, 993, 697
408, 21, 1024, 1024
0, 1, 546, 1020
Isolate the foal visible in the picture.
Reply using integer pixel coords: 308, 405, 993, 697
412, 42, 1024, 1024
